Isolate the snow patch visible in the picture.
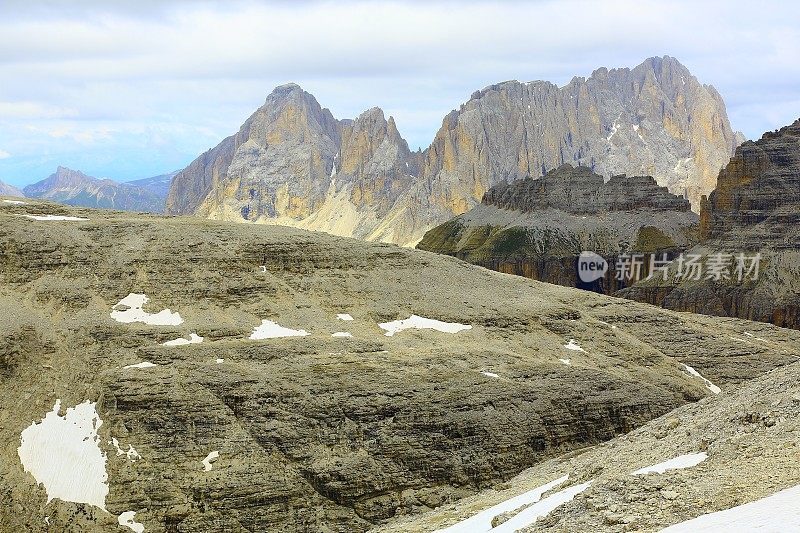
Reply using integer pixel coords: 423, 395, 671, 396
249, 320, 309, 339
337, 313, 354, 321
559, 358, 571, 365
202, 451, 219, 472
491, 480, 593, 532
215, 358, 224, 364
481, 371, 499, 378
161, 333, 204, 346
564, 339, 585, 352
332, 332, 352, 338
379, 315, 472, 337
124, 362, 157, 369
631, 452, 707, 475
17, 400, 108, 510
2, 199, 26, 205
23, 214, 88, 221
660, 483, 800, 532
111, 294, 183, 326
111, 437, 141, 461
682, 364, 721, 394
118, 511, 145, 533
434, 475, 568, 532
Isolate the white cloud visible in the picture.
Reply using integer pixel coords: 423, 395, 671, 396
0, 150, 10, 159
0, 0, 798, 185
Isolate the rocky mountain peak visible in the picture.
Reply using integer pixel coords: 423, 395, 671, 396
167, 57, 740, 246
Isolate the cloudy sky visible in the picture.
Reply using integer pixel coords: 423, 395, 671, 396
0, 0, 798, 187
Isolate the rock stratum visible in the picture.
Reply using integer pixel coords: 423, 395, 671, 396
622, 119, 800, 329
1, 199, 799, 532
166, 56, 741, 246
374, 358, 800, 532
23, 166, 167, 213
417, 164, 698, 293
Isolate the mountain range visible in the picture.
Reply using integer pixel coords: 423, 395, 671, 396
21, 167, 172, 213
166, 56, 743, 246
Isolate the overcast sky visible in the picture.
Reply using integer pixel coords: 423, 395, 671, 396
0, 0, 798, 187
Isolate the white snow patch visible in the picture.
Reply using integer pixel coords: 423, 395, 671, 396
215, 358, 224, 364
660, 483, 800, 532
161, 333, 204, 346
332, 332, 352, 338
379, 315, 472, 337
202, 451, 219, 471
23, 214, 88, 221
3, 199, 26, 205
111, 437, 141, 461
564, 339, 585, 352
110, 294, 183, 326
673, 157, 694, 173
118, 511, 145, 533
491, 480, 593, 532
123, 362, 157, 369
682, 364, 721, 394
559, 358, 571, 365
249, 320, 309, 339
631, 452, 707, 475
18, 400, 108, 510
434, 475, 568, 532
337, 313, 354, 321
481, 371, 499, 378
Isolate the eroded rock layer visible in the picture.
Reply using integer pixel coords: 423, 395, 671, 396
622, 119, 800, 329
417, 164, 698, 294
1, 199, 797, 532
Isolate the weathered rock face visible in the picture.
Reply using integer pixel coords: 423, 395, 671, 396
622, 119, 800, 329
2, 199, 798, 532
167, 57, 740, 246
166, 84, 422, 244
0, 179, 25, 198
23, 166, 166, 213
421, 55, 740, 215
418, 164, 698, 294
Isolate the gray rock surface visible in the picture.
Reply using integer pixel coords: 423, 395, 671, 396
23, 166, 166, 213
166, 57, 740, 246
622, 119, 800, 329
417, 164, 698, 293
374, 359, 800, 532
1, 199, 797, 532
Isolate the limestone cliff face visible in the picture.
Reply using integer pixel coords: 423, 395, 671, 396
167, 57, 739, 245
422, 56, 739, 217
167, 84, 422, 244
417, 164, 698, 294
23, 166, 165, 213
622, 119, 800, 329
168, 83, 341, 222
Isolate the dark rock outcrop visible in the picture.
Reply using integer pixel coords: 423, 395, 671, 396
622, 119, 800, 329
418, 164, 698, 294
23, 166, 166, 213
